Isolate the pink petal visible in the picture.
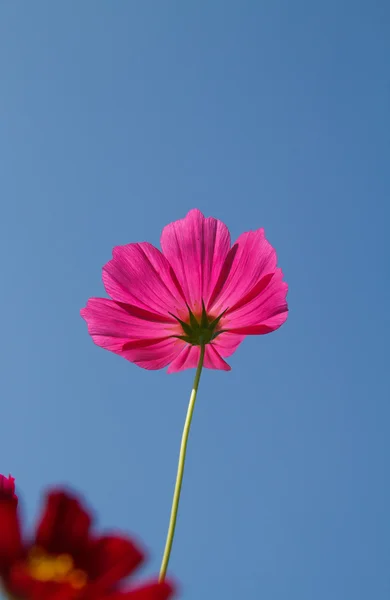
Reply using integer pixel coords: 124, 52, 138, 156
81, 298, 183, 370
160, 209, 231, 312
229, 311, 288, 334
167, 343, 231, 373
81, 298, 177, 348
102, 242, 186, 316
208, 229, 277, 314
204, 345, 231, 370
122, 337, 184, 370
225, 269, 288, 334
167, 344, 198, 373
211, 332, 245, 357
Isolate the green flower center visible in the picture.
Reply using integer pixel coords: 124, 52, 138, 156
171, 302, 226, 346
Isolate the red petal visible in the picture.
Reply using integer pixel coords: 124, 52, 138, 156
7, 567, 78, 600
86, 535, 144, 589
0, 496, 23, 571
35, 491, 92, 557
105, 580, 174, 600
0, 474, 17, 501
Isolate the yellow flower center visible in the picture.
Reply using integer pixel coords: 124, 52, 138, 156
27, 546, 87, 590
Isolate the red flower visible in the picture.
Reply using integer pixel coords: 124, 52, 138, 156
0, 477, 174, 600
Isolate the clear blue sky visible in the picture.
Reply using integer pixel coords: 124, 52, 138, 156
1, 2, 389, 599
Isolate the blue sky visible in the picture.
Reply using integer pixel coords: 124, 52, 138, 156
1, 2, 389, 599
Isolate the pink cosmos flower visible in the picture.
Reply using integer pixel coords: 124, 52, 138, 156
81, 209, 288, 373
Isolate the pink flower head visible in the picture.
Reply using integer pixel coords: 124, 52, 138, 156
81, 209, 288, 373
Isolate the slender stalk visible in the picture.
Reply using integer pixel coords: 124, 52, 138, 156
159, 344, 206, 581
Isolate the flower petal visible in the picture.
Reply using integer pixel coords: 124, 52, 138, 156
102, 242, 186, 316
81, 298, 185, 369
204, 345, 231, 371
121, 337, 184, 370
229, 311, 288, 334
86, 535, 143, 590
211, 332, 245, 358
0, 474, 17, 501
208, 229, 277, 314
0, 496, 23, 572
34, 491, 91, 556
81, 298, 177, 352
107, 580, 174, 600
160, 209, 231, 311
166, 344, 197, 374
6, 570, 73, 600
225, 269, 288, 334
167, 343, 231, 373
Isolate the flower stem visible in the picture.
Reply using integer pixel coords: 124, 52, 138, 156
159, 344, 206, 581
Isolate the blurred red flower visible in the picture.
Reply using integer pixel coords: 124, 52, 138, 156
0, 475, 174, 600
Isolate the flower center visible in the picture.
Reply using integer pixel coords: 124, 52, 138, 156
26, 546, 87, 590
171, 302, 226, 346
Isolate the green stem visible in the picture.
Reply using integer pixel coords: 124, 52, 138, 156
159, 344, 206, 581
